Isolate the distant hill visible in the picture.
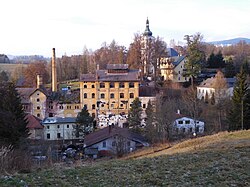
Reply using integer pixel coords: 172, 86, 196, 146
208, 37, 250, 46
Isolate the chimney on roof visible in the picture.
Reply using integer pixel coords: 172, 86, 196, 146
36, 74, 43, 89
51, 48, 57, 92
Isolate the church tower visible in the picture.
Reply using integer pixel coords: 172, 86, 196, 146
141, 18, 155, 78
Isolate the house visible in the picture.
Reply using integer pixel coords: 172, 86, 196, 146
197, 77, 236, 101
159, 55, 189, 82
84, 126, 149, 157
79, 64, 140, 128
172, 111, 205, 136
26, 114, 44, 140
42, 117, 79, 142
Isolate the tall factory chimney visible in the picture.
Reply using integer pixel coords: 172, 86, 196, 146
51, 48, 57, 92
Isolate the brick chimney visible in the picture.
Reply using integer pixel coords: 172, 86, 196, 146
51, 48, 57, 92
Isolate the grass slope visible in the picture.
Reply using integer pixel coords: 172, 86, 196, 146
1, 130, 250, 186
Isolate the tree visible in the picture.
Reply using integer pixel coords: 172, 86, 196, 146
0, 82, 29, 146
0, 71, 9, 82
75, 107, 94, 138
183, 33, 206, 86
207, 51, 225, 68
126, 33, 142, 69
23, 61, 49, 87
228, 67, 249, 131
128, 97, 142, 132
224, 57, 236, 78
144, 100, 156, 143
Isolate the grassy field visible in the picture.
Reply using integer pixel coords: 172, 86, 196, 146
0, 130, 249, 186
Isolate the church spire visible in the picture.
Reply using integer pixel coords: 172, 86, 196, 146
143, 17, 152, 37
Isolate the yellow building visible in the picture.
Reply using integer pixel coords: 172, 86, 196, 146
79, 64, 140, 119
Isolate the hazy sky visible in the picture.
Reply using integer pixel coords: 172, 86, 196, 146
0, 0, 250, 57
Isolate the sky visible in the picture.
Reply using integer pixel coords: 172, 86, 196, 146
0, 0, 250, 57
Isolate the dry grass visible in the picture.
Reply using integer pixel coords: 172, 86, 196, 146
0, 130, 249, 186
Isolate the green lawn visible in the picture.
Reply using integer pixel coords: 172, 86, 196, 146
1, 130, 249, 186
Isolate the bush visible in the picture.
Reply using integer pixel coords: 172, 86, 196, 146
0, 145, 32, 174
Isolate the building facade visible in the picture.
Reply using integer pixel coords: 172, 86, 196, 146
79, 64, 140, 127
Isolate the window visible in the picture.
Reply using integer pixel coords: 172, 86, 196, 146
37, 106, 40, 110
47, 126, 50, 129
92, 113, 95, 118
84, 93, 87, 98
75, 106, 80, 109
57, 133, 61, 139
101, 93, 105, 99
67, 125, 70, 128
57, 125, 60, 128
47, 133, 50, 139
84, 85, 87, 88
112, 141, 116, 147
92, 84, 95, 88
110, 93, 114, 99
129, 82, 134, 88
143, 104, 146, 108
84, 104, 87, 109
182, 128, 185, 133
92, 104, 95, 109
37, 93, 40, 96
129, 93, 134, 98
37, 98, 40, 102
49, 106, 53, 109
120, 104, 123, 107
100, 82, 105, 88
178, 120, 183, 124
59, 105, 63, 109
103, 141, 106, 148
189, 128, 193, 133
37, 113, 40, 118
110, 82, 115, 88
92, 93, 95, 98
67, 106, 72, 109
49, 113, 53, 117
186, 120, 190, 124
120, 93, 124, 98
119, 82, 125, 88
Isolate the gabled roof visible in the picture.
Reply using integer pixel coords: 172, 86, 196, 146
26, 114, 43, 129
167, 48, 179, 57
198, 77, 236, 88
172, 56, 186, 66
84, 126, 148, 147
17, 87, 48, 103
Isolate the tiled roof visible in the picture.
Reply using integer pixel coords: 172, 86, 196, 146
17, 87, 48, 103
106, 64, 128, 70
26, 114, 43, 129
198, 77, 236, 88
84, 126, 148, 147
80, 69, 140, 82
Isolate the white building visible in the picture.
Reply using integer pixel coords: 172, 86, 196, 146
173, 116, 205, 135
197, 77, 236, 101
42, 117, 78, 141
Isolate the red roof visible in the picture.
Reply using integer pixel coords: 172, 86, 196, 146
26, 114, 43, 129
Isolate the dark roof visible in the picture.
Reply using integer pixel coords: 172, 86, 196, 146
42, 117, 76, 124
80, 69, 140, 82
106, 64, 128, 70
198, 77, 236, 88
84, 126, 148, 147
26, 114, 43, 129
172, 56, 186, 66
143, 18, 153, 37
17, 88, 48, 103
167, 48, 179, 57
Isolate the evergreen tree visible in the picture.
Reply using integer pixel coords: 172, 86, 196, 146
183, 33, 206, 86
144, 100, 156, 143
0, 82, 29, 146
224, 58, 236, 78
75, 107, 93, 138
0, 71, 9, 82
228, 68, 249, 131
128, 97, 142, 132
